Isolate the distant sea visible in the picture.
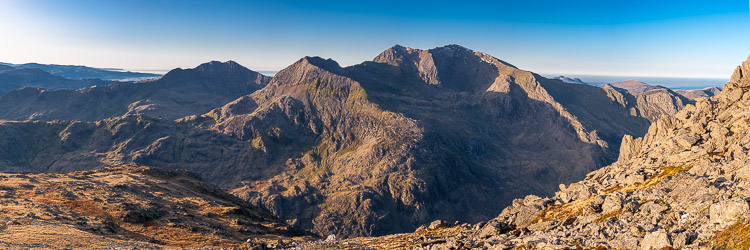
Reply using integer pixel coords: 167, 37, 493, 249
258, 71, 278, 76
544, 74, 728, 90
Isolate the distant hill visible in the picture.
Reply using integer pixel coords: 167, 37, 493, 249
1, 62, 161, 81
553, 75, 591, 85
675, 86, 722, 99
603, 79, 721, 100
0, 61, 270, 121
0, 67, 110, 96
603, 80, 667, 93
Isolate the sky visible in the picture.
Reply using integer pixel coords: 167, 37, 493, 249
0, 0, 749, 81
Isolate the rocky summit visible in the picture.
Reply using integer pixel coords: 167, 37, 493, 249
0, 45, 695, 238
335, 56, 750, 249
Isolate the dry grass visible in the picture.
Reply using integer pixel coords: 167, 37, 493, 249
605, 165, 692, 193
534, 165, 690, 224
307, 226, 467, 249
533, 196, 594, 223
708, 219, 750, 249
593, 211, 621, 223
0, 165, 309, 249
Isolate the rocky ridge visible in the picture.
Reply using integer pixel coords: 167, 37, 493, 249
342, 55, 750, 248
0, 67, 110, 96
0, 61, 270, 121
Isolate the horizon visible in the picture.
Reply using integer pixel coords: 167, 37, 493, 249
1, 1, 749, 80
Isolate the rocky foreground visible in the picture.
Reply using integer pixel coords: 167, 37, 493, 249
0, 165, 311, 249
305, 57, 750, 249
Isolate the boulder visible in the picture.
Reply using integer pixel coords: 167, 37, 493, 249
428, 220, 449, 230
676, 134, 700, 149
640, 230, 671, 250
601, 195, 623, 215
709, 199, 749, 224
478, 220, 512, 238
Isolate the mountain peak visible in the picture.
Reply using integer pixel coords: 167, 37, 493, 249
728, 55, 750, 88
431, 44, 472, 53
194, 60, 247, 72
300, 56, 344, 72
274, 56, 348, 79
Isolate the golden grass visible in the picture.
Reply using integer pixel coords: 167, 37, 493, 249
708, 219, 750, 249
605, 166, 692, 194
534, 165, 691, 224
533, 196, 594, 224
593, 211, 621, 223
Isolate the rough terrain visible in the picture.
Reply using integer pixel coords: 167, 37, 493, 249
0, 165, 309, 249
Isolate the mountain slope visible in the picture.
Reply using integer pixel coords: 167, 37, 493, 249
0, 165, 307, 249
0, 61, 270, 121
344, 55, 750, 248
0, 45, 693, 238
189, 45, 688, 237
0, 67, 109, 96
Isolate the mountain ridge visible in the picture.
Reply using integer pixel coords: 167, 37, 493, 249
0, 45, 696, 238
1, 62, 161, 81
331, 55, 750, 248
0, 61, 271, 121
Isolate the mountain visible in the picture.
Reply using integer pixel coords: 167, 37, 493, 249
340, 55, 750, 249
0, 67, 110, 96
2, 62, 161, 81
0, 45, 692, 238
0, 165, 308, 249
0, 61, 271, 121
195, 44, 691, 237
603, 80, 722, 101
553, 75, 590, 85
675, 86, 722, 100
603, 80, 667, 94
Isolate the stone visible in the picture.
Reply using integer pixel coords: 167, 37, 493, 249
601, 195, 623, 215
671, 230, 697, 249
428, 220, 449, 230
478, 220, 512, 238
325, 234, 337, 242
709, 199, 749, 224
640, 230, 672, 250
676, 134, 700, 149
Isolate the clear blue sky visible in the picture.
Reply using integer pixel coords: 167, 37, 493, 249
1, 0, 749, 79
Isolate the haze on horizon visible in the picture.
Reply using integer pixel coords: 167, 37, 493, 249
0, 0, 749, 80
